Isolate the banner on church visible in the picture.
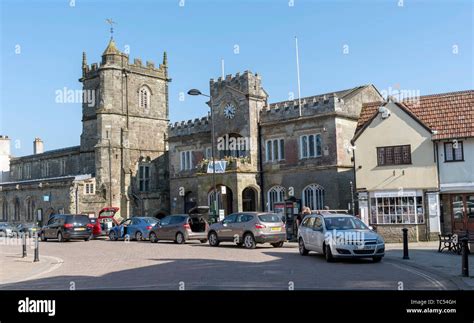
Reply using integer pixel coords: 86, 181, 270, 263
207, 161, 227, 174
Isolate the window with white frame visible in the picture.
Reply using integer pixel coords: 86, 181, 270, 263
139, 86, 150, 109
180, 151, 193, 171
138, 165, 150, 192
265, 138, 285, 162
84, 182, 95, 195
267, 186, 285, 211
300, 134, 322, 159
369, 195, 424, 224
302, 184, 325, 210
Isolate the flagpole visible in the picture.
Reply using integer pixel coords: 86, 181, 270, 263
295, 37, 302, 117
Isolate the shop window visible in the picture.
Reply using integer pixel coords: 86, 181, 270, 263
369, 194, 424, 224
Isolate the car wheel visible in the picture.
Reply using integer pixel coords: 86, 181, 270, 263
149, 232, 158, 243
372, 256, 383, 263
40, 232, 47, 242
135, 231, 143, 241
271, 241, 284, 248
199, 239, 207, 244
57, 232, 64, 243
324, 244, 334, 262
109, 230, 118, 241
298, 238, 308, 255
175, 232, 185, 244
243, 233, 256, 249
208, 231, 219, 247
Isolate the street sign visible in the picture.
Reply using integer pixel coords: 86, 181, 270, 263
43, 195, 50, 202
218, 209, 225, 221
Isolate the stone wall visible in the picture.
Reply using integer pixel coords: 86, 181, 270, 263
374, 224, 428, 243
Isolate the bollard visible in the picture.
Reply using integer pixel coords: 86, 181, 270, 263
33, 232, 39, 262
402, 228, 410, 259
461, 237, 469, 277
22, 232, 27, 258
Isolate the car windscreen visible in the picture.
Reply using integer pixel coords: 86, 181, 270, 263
324, 217, 368, 230
258, 214, 282, 223
66, 215, 90, 225
143, 218, 159, 225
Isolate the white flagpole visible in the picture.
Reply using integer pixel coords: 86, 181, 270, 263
221, 59, 225, 79
295, 37, 302, 117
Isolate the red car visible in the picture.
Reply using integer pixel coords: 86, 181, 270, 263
92, 207, 121, 237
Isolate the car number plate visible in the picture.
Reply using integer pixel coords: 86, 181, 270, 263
271, 227, 281, 231
75, 228, 85, 231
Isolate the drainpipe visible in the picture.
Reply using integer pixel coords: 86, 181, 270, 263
257, 123, 265, 211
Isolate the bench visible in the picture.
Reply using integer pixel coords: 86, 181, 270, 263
438, 234, 461, 254
439, 232, 474, 254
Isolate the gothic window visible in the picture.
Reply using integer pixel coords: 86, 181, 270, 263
302, 184, 325, 211
59, 159, 67, 176
26, 198, 35, 221
138, 164, 150, 192
267, 186, 285, 211
139, 86, 150, 109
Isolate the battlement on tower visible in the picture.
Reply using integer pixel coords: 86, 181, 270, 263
260, 93, 346, 123
168, 116, 211, 138
210, 70, 265, 98
81, 41, 168, 80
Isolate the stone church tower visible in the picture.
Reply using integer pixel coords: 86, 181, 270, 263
79, 39, 170, 218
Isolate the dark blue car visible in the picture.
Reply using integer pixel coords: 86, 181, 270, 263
108, 217, 158, 241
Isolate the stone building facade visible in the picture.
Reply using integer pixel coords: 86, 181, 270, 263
168, 71, 382, 216
0, 39, 170, 225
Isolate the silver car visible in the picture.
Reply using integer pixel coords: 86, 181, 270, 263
149, 214, 209, 244
208, 212, 286, 249
298, 213, 385, 262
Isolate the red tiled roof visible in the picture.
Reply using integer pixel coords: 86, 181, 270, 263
354, 90, 474, 141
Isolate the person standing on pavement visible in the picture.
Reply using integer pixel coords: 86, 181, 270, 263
296, 207, 312, 235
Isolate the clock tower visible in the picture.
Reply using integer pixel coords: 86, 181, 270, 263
209, 70, 268, 167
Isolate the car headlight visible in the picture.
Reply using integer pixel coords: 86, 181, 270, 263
376, 236, 384, 244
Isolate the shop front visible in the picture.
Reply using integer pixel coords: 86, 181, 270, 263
358, 189, 439, 242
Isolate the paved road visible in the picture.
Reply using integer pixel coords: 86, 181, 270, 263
0, 238, 457, 290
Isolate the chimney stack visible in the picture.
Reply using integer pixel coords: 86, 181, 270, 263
33, 137, 44, 154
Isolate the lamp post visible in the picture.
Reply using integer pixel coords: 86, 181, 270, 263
187, 89, 218, 221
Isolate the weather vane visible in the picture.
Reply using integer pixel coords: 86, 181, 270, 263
105, 19, 116, 40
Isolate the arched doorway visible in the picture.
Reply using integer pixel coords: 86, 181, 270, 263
184, 191, 197, 214
242, 187, 257, 211
208, 185, 233, 216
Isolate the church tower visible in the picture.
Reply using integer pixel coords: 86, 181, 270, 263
79, 38, 170, 218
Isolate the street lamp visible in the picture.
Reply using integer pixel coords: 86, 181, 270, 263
187, 89, 218, 221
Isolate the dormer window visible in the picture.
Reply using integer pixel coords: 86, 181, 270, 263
139, 86, 150, 109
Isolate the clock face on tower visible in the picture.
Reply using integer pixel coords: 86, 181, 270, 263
223, 103, 236, 119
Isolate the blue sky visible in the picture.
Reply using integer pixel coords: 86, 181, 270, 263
0, 0, 472, 156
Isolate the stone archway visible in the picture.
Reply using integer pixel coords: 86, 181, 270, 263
242, 187, 257, 212
208, 185, 233, 216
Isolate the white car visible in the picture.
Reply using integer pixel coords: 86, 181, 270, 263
297, 213, 385, 262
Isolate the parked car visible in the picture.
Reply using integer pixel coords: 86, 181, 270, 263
92, 207, 121, 237
40, 214, 93, 242
0, 222, 17, 238
149, 214, 209, 244
108, 217, 158, 241
17, 223, 41, 238
208, 212, 286, 249
297, 213, 385, 262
